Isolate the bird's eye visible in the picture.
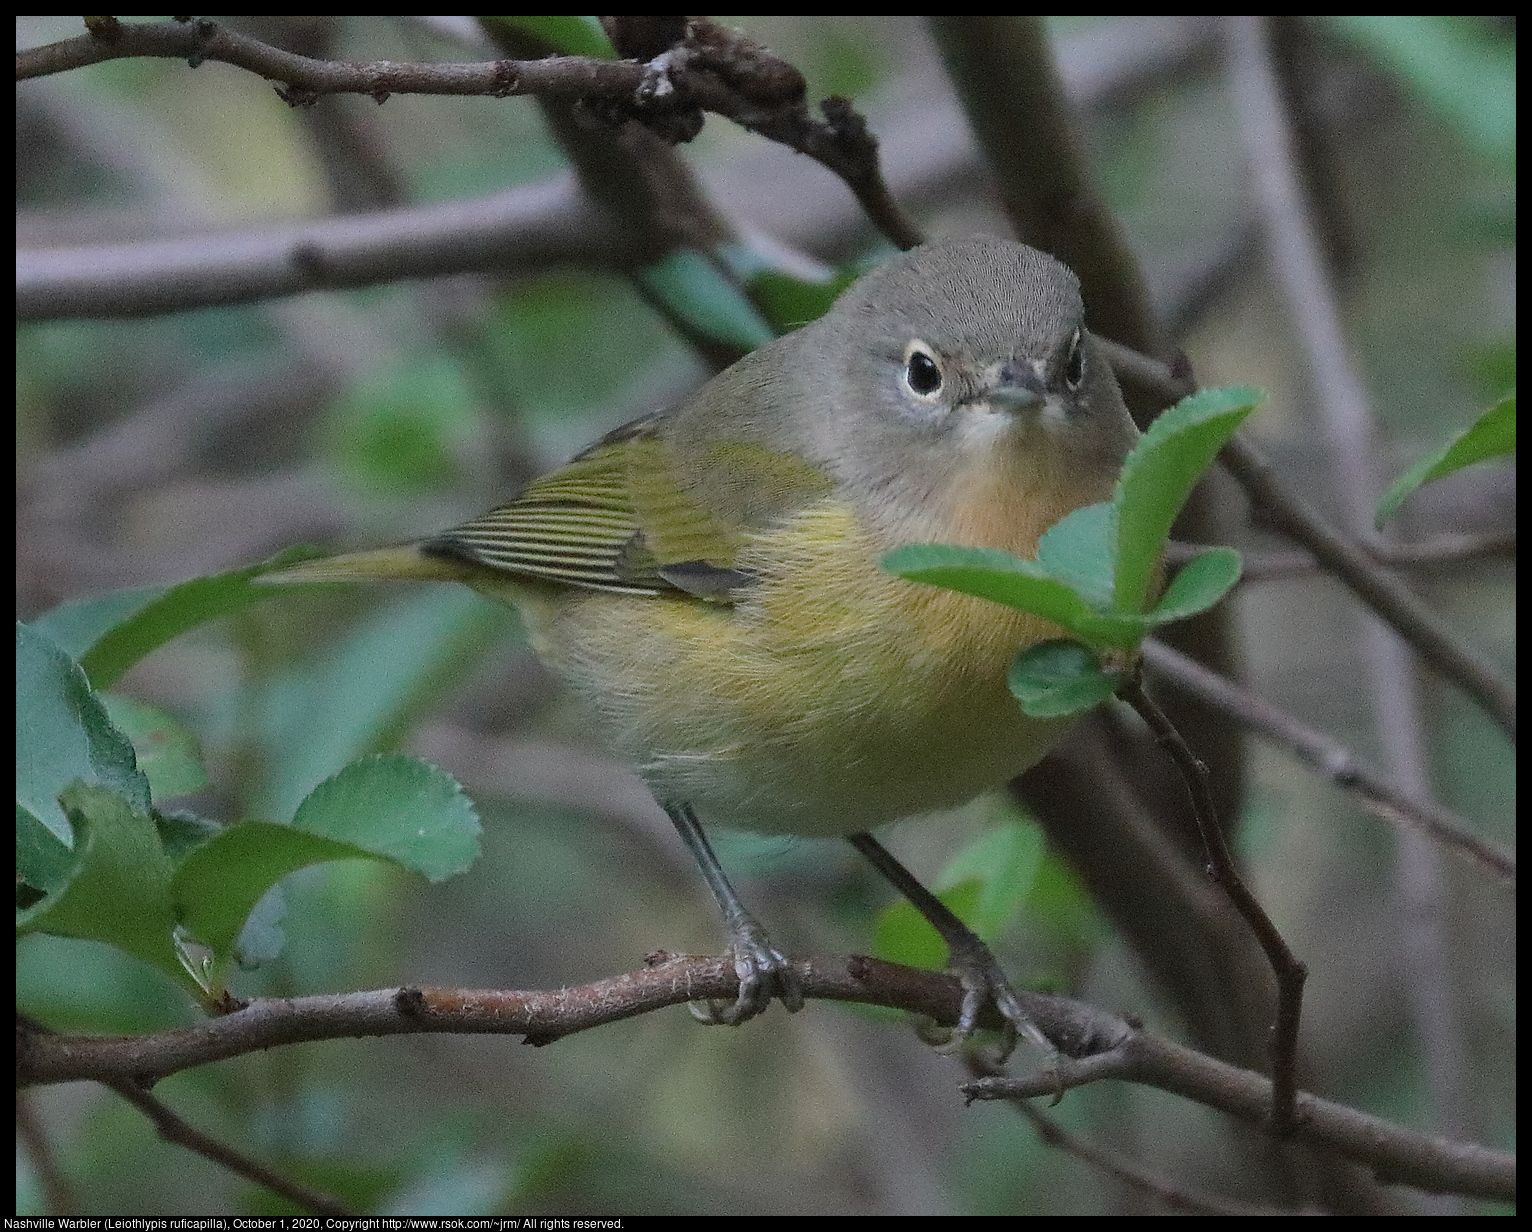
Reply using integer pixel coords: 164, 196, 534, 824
904, 346, 943, 397
1063, 328, 1085, 392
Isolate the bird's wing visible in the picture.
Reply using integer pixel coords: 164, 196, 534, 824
420, 413, 829, 602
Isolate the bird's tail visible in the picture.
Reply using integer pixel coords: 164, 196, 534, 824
257, 544, 471, 586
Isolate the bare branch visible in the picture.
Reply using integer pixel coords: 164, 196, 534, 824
1170, 531, 1517, 582
17, 955, 1126, 1087
1220, 435, 1515, 743
963, 1029, 1515, 1203
1141, 640, 1514, 884
17, 18, 1220, 322
106, 1080, 354, 1217
16, 17, 921, 253
972, 1051, 1291, 1217
1120, 674, 1308, 1133
16, 174, 627, 321
16, 962, 1514, 1203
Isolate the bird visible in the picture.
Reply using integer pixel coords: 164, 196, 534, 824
264, 236, 1141, 1053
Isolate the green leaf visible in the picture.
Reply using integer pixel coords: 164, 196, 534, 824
633, 249, 776, 353
1375, 394, 1515, 528
1114, 386, 1264, 613
33, 548, 321, 691
485, 16, 617, 59
169, 756, 477, 978
17, 805, 78, 905
884, 544, 1097, 627
19, 783, 183, 990
1145, 547, 1243, 626
1008, 641, 1122, 719
171, 820, 379, 962
99, 694, 208, 801
873, 880, 983, 971
17, 623, 150, 843
1035, 502, 1117, 610
291, 754, 481, 883
743, 269, 859, 335
884, 544, 1148, 650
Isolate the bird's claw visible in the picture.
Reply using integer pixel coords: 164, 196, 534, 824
689, 913, 804, 1025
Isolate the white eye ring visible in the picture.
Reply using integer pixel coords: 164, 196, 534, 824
1063, 327, 1085, 392
902, 340, 943, 398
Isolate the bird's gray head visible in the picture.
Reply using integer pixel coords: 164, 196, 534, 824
798, 236, 1137, 501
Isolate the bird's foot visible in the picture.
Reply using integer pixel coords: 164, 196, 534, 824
689, 910, 805, 1025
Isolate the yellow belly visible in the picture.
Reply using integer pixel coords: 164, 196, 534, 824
528, 501, 1074, 836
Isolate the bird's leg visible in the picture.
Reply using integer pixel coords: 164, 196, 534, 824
663, 802, 805, 1024
848, 831, 1055, 1063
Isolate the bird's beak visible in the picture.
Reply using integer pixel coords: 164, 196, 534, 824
983, 364, 1046, 413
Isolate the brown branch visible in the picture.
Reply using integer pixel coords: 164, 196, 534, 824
1120, 673, 1308, 1135
1098, 337, 1516, 745
963, 1030, 1514, 1203
17, 955, 1126, 1087
17, 175, 625, 321
17, 17, 920, 254
1220, 434, 1515, 743
961, 1047, 1283, 1215
1141, 640, 1515, 884
106, 1080, 354, 1217
17, 20, 1220, 323
18, 19, 647, 99
16, 963, 1513, 1203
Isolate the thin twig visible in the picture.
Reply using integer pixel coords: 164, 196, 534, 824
106, 1080, 355, 1216
1167, 531, 1517, 582
16, 1089, 79, 1215
1227, 17, 1480, 1172
1141, 640, 1514, 884
1220, 435, 1515, 743
1120, 672, 1308, 1134
1019, 1103, 1294, 1214
1099, 336, 1515, 744
962, 1050, 1284, 1215
961, 1030, 1513, 1202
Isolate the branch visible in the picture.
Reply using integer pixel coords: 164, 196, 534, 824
1120, 674, 1307, 1134
17, 174, 626, 321
17, 17, 920, 253
1170, 530, 1517, 582
963, 1030, 1514, 1203
1140, 640, 1514, 884
16, 961, 1514, 1203
1098, 337, 1515, 745
17, 18, 1220, 322
17, 955, 1127, 1087
1219, 434, 1515, 743
106, 1079, 354, 1217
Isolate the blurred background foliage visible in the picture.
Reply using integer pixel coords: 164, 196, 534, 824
16, 15, 1514, 1216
